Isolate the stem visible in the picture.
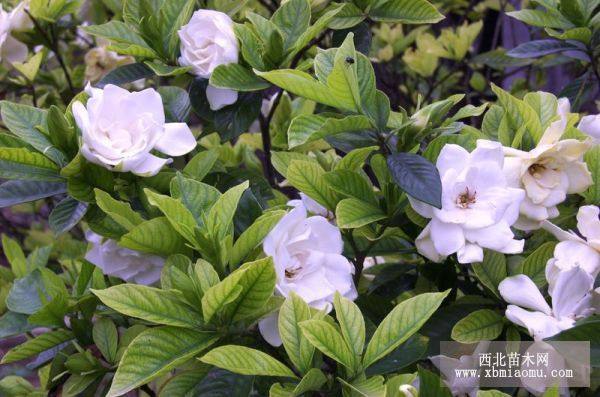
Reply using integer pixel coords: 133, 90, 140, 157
140, 384, 156, 397
26, 10, 75, 95
259, 89, 283, 186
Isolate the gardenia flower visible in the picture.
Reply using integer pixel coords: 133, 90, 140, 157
499, 267, 596, 340
73, 84, 196, 176
409, 140, 525, 264
85, 231, 165, 285
430, 342, 490, 396
542, 205, 600, 293
504, 98, 593, 230
258, 200, 357, 346
0, 2, 33, 66
296, 193, 333, 219
178, 9, 239, 111
578, 113, 600, 143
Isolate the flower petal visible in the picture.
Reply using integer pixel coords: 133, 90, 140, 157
551, 266, 594, 320
577, 205, 600, 242
258, 313, 282, 347
206, 85, 238, 110
430, 218, 465, 256
499, 275, 551, 315
505, 305, 565, 340
121, 153, 172, 176
154, 123, 197, 156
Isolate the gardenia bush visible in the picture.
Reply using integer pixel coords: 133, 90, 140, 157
0, 0, 599, 396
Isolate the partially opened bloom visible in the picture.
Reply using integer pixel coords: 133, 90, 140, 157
578, 114, 600, 143
499, 267, 596, 340
504, 98, 593, 230
73, 84, 196, 176
0, 2, 33, 66
409, 140, 525, 264
85, 231, 165, 285
543, 205, 600, 293
258, 200, 357, 346
178, 9, 239, 110
430, 343, 490, 396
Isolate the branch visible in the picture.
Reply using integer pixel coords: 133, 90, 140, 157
258, 89, 284, 186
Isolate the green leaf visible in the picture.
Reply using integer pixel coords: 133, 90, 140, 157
48, 197, 88, 234
255, 69, 355, 111
92, 285, 203, 328
583, 146, 600, 205
204, 181, 249, 239
336, 198, 386, 229
1, 329, 73, 364
326, 33, 361, 111
1, 235, 27, 278
418, 365, 452, 397
210, 64, 270, 91
224, 257, 277, 322
324, 170, 378, 205
369, 0, 444, 24
362, 290, 450, 369
144, 61, 191, 77
507, 9, 574, 29
287, 4, 344, 62
387, 153, 442, 208
287, 114, 372, 148
201, 269, 245, 323
472, 251, 507, 298
93, 318, 118, 364
333, 292, 365, 358
365, 334, 429, 376
335, 146, 378, 172
84, 21, 157, 58
271, 151, 319, 179
272, 0, 311, 52
12, 51, 44, 82
182, 151, 219, 182
94, 189, 145, 231
0, 147, 62, 181
507, 39, 580, 58
230, 210, 285, 266
171, 174, 221, 223
491, 83, 543, 144
451, 309, 504, 343
0, 101, 66, 166
145, 188, 198, 245
287, 160, 337, 210
119, 217, 189, 256
97, 63, 155, 88
160, 368, 253, 397
338, 376, 386, 397
108, 327, 218, 397
0, 312, 33, 339
159, 0, 195, 59
158, 86, 192, 123
279, 292, 314, 375
477, 391, 512, 397
201, 345, 297, 378
515, 242, 557, 288
549, 318, 600, 366
300, 319, 356, 372
293, 368, 328, 395
6, 269, 66, 314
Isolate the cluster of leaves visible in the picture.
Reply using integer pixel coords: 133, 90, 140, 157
0, 0, 599, 396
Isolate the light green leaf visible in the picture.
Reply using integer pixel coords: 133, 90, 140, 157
335, 146, 378, 172
293, 368, 328, 395
369, 0, 444, 24
299, 319, 356, 372
48, 197, 88, 234
182, 151, 219, 182
205, 181, 249, 239
230, 210, 286, 266
507, 9, 574, 29
12, 51, 44, 82
210, 64, 270, 91
94, 188, 145, 231
92, 285, 203, 328
288, 4, 344, 62
201, 345, 297, 378
477, 390, 512, 397
84, 21, 157, 57
279, 292, 314, 375
108, 327, 218, 397
93, 318, 118, 364
583, 146, 600, 205
144, 188, 198, 245
362, 290, 450, 369
287, 114, 372, 148
271, 151, 319, 179
201, 269, 245, 323
324, 170, 378, 205
119, 217, 189, 256
287, 160, 337, 210
272, 0, 311, 52
451, 309, 504, 343
333, 292, 365, 358
1, 329, 73, 364
338, 376, 386, 397
171, 174, 221, 223
0, 147, 61, 181
1, 234, 27, 278
491, 83, 543, 144
336, 198, 386, 229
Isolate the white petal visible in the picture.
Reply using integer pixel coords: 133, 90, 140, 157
577, 205, 600, 242
499, 275, 551, 315
504, 305, 565, 340
578, 114, 600, 141
415, 223, 444, 262
563, 161, 593, 194
206, 85, 238, 110
2, 36, 27, 65
121, 153, 172, 176
259, 312, 282, 347
154, 123, 197, 156
430, 218, 465, 256
456, 243, 483, 263
436, 144, 469, 177
551, 266, 594, 320
471, 139, 504, 167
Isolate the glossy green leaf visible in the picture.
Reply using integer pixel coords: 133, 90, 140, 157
201, 345, 297, 378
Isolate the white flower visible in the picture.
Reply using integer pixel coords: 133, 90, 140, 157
258, 200, 357, 346
289, 193, 333, 219
430, 342, 490, 396
499, 267, 596, 340
542, 205, 600, 293
409, 140, 525, 264
72, 84, 196, 176
503, 98, 593, 230
0, 2, 33, 66
578, 114, 600, 143
178, 9, 239, 111
85, 231, 165, 285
